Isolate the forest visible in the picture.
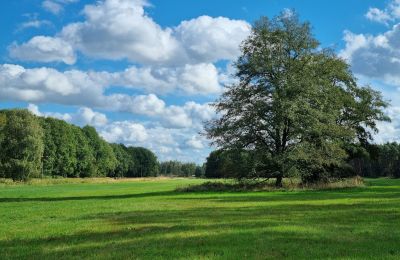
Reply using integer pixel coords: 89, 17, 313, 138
0, 109, 202, 181
203, 144, 400, 180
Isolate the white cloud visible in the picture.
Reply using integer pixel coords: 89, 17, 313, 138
107, 93, 166, 116
27, 104, 107, 126
27, 103, 72, 121
18, 19, 52, 31
0, 64, 79, 97
339, 26, 400, 85
42, 0, 63, 14
375, 106, 400, 143
100, 121, 148, 143
185, 136, 204, 149
365, 0, 400, 25
9, 36, 76, 65
0, 63, 223, 108
1, 64, 216, 129
59, 0, 182, 64
175, 15, 251, 63
117, 63, 222, 94
366, 8, 392, 25
14, 0, 251, 66
72, 107, 108, 126
42, 0, 78, 15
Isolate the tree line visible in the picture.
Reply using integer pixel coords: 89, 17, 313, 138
159, 160, 205, 177
203, 144, 400, 180
0, 109, 196, 181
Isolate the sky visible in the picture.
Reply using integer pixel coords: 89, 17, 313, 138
0, 0, 399, 163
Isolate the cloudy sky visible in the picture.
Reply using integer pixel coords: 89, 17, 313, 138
0, 0, 399, 163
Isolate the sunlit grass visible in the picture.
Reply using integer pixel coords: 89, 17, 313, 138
0, 178, 399, 259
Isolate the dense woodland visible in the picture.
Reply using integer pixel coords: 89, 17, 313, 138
0, 109, 196, 181
204, 144, 400, 179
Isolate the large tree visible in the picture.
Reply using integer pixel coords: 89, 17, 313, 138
0, 110, 44, 181
205, 13, 389, 186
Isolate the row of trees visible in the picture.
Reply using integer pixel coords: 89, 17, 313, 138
204, 144, 400, 180
349, 143, 400, 178
159, 160, 205, 177
0, 109, 195, 181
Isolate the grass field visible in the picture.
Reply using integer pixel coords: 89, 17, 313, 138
0, 178, 399, 259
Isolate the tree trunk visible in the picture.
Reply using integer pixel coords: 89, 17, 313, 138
275, 175, 283, 187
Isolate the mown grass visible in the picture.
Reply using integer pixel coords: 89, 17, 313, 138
0, 177, 399, 259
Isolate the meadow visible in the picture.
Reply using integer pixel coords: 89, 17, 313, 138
0, 178, 399, 259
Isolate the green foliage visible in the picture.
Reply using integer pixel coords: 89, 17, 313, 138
204, 149, 257, 179
110, 143, 132, 178
349, 142, 400, 178
205, 12, 389, 185
126, 147, 159, 177
83, 126, 117, 177
194, 165, 205, 178
0, 109, 167, 180
40, 118, 97, 178
0, 110, 44, 181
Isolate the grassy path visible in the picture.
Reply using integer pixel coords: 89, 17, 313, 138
0, 178, 399, 259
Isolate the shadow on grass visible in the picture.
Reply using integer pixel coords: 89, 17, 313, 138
1, 202, 400, 259
1, 178, 400, 259
0, 190, 176, 203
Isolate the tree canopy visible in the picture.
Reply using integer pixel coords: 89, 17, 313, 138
205, 13, 389, 185
0, 109, 168, 180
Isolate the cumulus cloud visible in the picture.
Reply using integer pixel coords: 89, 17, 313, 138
116, 63, 221, 94
9, 36, 76, 65
339, 26, 400, 85
175, 15, 250, 63
100, 121, 148, 143
0, 64, 79, 97
1, 64, 216, 129
365, 0, 400, 25
27, 103, 72, 121
0, 63, 222, 108
375, 106, 400, 143
13, 0, 250, 65
27, 104, 107, 126
42, 0, 78, 15
18, 20, 52, 31
366, 8, 392, 25
185, 136, 204, 149
72, 107, 108, 126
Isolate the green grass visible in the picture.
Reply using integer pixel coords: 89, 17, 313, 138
0, 178, 399, 259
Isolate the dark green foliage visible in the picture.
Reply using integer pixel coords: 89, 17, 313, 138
204, 150, 224, 178
0, 110, 44, 181
0, 109, 165, 180
205, 13, 388, 185
110, 144, 134, 178
349, 143, 400, 178
194, 165, 205, 178
126, 147, 159, 177
82, 126, 117, 177
204, 149, 256, 179
40, 118, 97, 178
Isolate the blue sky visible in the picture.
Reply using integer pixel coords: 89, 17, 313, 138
1, 0, 399, 163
